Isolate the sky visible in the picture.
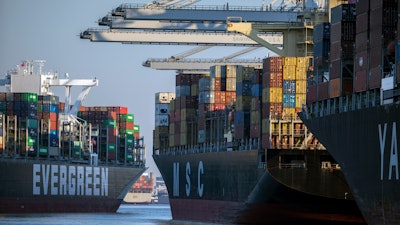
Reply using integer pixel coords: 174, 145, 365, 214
0, 0, 269, 177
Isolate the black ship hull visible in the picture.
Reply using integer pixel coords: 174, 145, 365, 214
300, 104, 400, 225
154, 149, 365, 224
0, 159, 146, 213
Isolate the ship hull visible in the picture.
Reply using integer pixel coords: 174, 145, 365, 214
299, 104, 400, 225
0, 159, 146, 213
153, 150, 365, 224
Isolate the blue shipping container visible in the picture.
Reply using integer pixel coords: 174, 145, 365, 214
283, 94, 296, 108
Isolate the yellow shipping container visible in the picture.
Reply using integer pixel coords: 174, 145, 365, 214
226, 65, 237, 78
296, 57, 310, 68
226, 77, 236, 91
262, 87, 283, 103
169, 134, 175, 147
281, 122, 292, 135
296, 80, 307, 94
282, 107, 296, 119
295, 93, 306, 108
296, 67, 307, 80
284, 57, 297, 66
180, 132, 187, 146
283, 65, 296, 80
169, 122, 175, 134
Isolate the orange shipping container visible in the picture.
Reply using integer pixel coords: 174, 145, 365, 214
329, 78, 341, 98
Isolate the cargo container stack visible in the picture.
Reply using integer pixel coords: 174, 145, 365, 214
168, 74, 198, 147
119, 113, 135, 162
308, 23, 331, 104
154, 92, 174, 153
398, 0, 400, 85
177, 74, 199, 146
354, 0, 398, 94
78, 106, 141, 162
261, 57, 310, 149
0, 93, 39, 157
38, 95, 59, 157
250, 69, 263, 139
329, 3, 356, 98
262, 57, 283, 149
235, 66, 254, 140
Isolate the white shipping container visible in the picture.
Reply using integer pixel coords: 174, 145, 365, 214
155, 103, 170, 115
155, 114, 170, 126
156, 92, 175, 104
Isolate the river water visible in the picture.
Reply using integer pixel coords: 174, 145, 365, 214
0, 204, 175, 225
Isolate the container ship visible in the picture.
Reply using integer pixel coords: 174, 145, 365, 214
299, 1, 400, 224
153, 62, 365, 224
123, 172, 155, 204
0, 60, 147, 213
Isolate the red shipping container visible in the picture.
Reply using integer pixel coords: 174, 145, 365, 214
250, 124, 259, 138
370, 46, 382, 68
262, 102, 282, 118
235, 124, 243, 140
342, 78, 354, 95
355, 31, 368, 52
330, 59, 342, 79
369, 67, 382, 89
329, 78, 340, 98
356, 0, 369, 14
317, 82, 329, 101
306, 85, 317, 104
356, 12, 369, 34
330, 41, 341, 61
355, 50, 368, 72
262, 134, 269, 149
370, 29, 383, 48
354, 70, 367, 92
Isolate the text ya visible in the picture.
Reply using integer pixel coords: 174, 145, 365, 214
379, 122, 400, 180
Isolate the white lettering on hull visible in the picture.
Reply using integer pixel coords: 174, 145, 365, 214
379, 122, 399, 180
32, 164, 108, 196
173, 162, 179, 197
172, 161, 204, 198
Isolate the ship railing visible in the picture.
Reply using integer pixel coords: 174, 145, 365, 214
279, 161, 306, 169
304, 89, 381, 119
157, 137, 262, 156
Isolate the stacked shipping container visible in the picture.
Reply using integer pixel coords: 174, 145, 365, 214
78, 106, 139, 162
154, 92, 174, 150
354, 0, 398, 91
329, 3, 356, 98
262, 57, 309, 149
154, 60, 311, 153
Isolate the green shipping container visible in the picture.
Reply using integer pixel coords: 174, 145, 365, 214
102, 119, 116, 128
120, 114, 134, 122
39, 146, 48, 156
108, 143, 116, 152
134, 125, 140, 132
21, 93, 38, 102
73, 141, 82, 156
126, 152, 134, 161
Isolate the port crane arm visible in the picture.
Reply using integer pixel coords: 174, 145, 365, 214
48, 77, 98, 116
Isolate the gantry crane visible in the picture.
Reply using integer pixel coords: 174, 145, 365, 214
81, 0, 329, 71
